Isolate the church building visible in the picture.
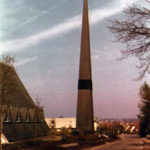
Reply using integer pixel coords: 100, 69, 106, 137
0, 63, 49, 142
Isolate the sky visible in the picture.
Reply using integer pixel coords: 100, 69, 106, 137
0, 0, 147, 119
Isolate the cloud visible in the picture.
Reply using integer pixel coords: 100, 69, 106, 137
1, 11, 48, 39
92, 48, 121, 62
15, 56, 38, 67
0, 15, 81, 54
0, 0, 138, 53
1, 0, 71, 39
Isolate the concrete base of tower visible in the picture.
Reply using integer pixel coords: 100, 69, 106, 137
76, 90, 94, 133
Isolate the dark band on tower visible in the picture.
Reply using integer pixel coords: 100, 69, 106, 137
78, 80, 92, 90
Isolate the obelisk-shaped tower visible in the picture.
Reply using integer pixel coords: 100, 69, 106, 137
76, 0, 94, 133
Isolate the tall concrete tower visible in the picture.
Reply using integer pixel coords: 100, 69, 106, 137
76, 0, 94, 133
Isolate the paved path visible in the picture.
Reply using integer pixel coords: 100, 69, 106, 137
82, 134, 150, 150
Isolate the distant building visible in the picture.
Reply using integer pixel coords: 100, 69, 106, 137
0, 63, 49, 143
46, 118, 76, 129
45, 118, 98, 131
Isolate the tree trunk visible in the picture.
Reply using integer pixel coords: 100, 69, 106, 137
0, 113, 3, 150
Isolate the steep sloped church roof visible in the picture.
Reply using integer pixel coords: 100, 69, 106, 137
0, 63, 35, 107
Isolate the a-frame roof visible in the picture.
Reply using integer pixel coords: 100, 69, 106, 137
0, 63, 35, 107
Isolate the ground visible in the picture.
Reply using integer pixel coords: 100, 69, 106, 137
82, 134, 150, 150
3, 134, 150, 150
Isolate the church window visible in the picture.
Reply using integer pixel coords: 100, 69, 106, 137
16, 111, 22, 122
4, 112, 12, 122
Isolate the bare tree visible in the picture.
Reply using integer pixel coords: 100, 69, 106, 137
0, 55, 15, 150
108, 1, 150, 79
35, 95, 43, 141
